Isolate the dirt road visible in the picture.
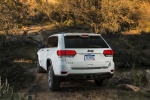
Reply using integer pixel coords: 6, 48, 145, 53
21, 68, 118, 100
19, 67, 150, 100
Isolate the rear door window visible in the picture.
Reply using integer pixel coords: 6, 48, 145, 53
65, 36, 109, 48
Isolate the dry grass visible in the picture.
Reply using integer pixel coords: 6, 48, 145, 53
138, 2, 150, 33
1, 0, 150, 34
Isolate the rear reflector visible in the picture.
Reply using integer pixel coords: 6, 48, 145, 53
111, 70, 114, 72
103, 50, 114, 57
57, 50, 76, 57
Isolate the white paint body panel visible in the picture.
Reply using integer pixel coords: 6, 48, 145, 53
37, 33, 115, 76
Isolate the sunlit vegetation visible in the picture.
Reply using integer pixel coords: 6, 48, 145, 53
0, 0, 150, 34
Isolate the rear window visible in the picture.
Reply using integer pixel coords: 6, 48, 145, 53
65, 36, 109, 48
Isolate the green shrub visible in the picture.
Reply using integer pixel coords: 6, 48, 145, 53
130, 70, 148, 87
0, 76, 33, 100
0, 59, 26, 89
103, 33, 150, 69
115, 69, 148, 87
1, 0, 150, 33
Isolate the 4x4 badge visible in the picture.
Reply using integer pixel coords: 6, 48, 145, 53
87, 50, 94, 52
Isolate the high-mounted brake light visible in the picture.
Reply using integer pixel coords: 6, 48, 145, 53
103, 50, 114, 57
81, 34, 89, 37
57, 50, 76, 57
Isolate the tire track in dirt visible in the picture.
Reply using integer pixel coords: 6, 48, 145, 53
22, 68, 118, 100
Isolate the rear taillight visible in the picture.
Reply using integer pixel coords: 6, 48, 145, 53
103, 50, 114, 57
57, 50, 76, 57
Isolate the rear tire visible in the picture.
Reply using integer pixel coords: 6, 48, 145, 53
37, 59, 44, 73
94, 79, 103, 86
48, 65, 60, 91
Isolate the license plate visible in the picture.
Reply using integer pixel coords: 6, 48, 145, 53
84, 55, 95, 61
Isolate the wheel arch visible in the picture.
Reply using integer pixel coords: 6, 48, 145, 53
37, 54, 40, 66
47, 59, 52, 72
37, 54, 38, 59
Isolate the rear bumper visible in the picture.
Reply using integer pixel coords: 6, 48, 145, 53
52, 60, 115, 78
60, 72, 113, 80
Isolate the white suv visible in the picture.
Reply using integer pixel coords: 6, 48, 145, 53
37, 33, 114, 91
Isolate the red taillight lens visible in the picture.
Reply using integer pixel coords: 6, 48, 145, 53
103, 50, 114, 57
57, 50, 76, 57
57, 50, 66, 56
66, 50, 76, 56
